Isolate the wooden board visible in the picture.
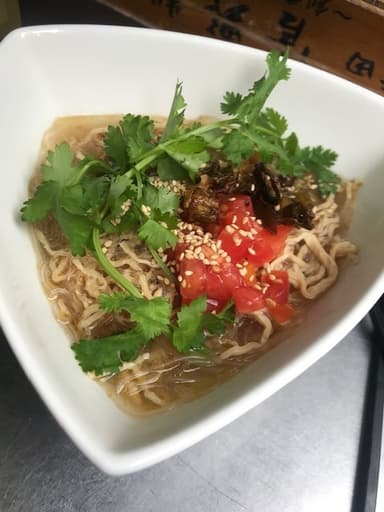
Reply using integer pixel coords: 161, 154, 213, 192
98, 0, 384, 95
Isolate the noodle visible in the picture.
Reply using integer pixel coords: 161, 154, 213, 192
30, 116, 359, 415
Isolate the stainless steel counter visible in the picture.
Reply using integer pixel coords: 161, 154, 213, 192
0, 320, 377, 511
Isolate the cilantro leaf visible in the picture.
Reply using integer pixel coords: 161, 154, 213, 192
160, 80, 186, 141
72, 327, 148, 375
220, 50, 339, 194
21, 144, 97, 255
60, 184, 87, 215
160, 136, 210, 181
55, 206, 93, 256
104, 124, 127, 170
220, 91, 243, 116
157, 155, 191, 181
172, 297, 234, 353
221, 130, 255, 165
166, 150, 210, 181
259, 107, 288, 137
142, 184, 180, 214
105, 114, 155, 168
172, 296, 207, 352
138, 218, 178, 250
20, 182, 56, 222
41, 142, 81, 186
284, 132, 299, 156
100, 293, 171, 339
82, 176, 110, 214
73, 294, 172, 375
221, 50, 290, 123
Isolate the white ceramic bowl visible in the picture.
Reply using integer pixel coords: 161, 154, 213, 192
0, 25, 383, 475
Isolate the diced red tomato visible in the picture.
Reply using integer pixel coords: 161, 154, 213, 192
179, 259, 207, 302
260, 225, 292, 259
175, 195, 293, 315
232, 286, 265, 314
266, 301, 295, 324
219, 195, 254, 229
218, 226, 253, 264
219, 263, 243, 291
263, 270, 290, 305
206, 270, 231, 304
245, 224, 292, 267
246, 235, 275, 267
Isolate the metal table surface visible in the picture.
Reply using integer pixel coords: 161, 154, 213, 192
0, 320, 379, 512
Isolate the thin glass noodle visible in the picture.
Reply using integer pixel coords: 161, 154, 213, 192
30, 115, 359, 415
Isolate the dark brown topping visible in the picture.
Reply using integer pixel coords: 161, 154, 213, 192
182, 157, 316, 232
182, 186, 220, 228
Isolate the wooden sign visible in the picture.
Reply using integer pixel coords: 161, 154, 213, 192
98, 0, 384, 95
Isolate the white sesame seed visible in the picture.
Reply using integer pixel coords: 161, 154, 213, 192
185, 270, 193, 276
239, 268, 247, 276
233, 235, 242, 246
177, 275, 183, 282
248, 247, 256, 255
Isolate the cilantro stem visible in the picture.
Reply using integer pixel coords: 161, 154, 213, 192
92, 227, 142, 298
148, 247, 176, 283
70, 159, 113, 186
134, 168, 143, 199
252, 125, 281, 138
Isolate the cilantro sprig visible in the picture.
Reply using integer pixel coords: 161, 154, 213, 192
73, 294, 234, 375
21, 50, 340, 376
